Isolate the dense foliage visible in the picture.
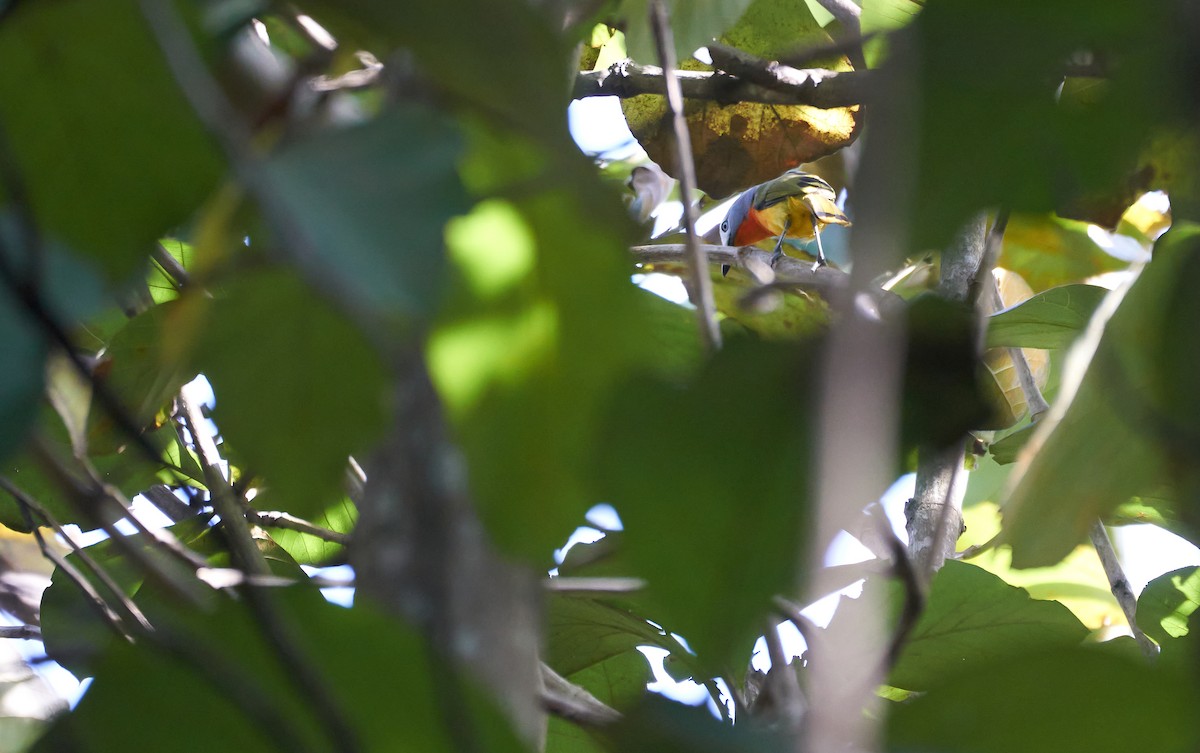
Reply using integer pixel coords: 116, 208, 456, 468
0, 0, 1198, 751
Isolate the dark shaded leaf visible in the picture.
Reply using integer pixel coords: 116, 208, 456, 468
0, 0, 223, 280
187, 269, 388, 520
595, 339, 812, 670
261, 105, 467, 319
886, 647, 1199, 753
609, 696, 787, 753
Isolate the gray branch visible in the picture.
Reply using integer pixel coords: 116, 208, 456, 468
575, 60, 873, 108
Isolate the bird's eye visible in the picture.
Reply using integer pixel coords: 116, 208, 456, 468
721, 220, 728, 232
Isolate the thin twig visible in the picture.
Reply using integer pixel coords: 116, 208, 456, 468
152, 241, 192, 290
539, 663, 622, 726
762, 618, 804, 731
0, 625, 42, 641
2, 476, 154, 634
247, 510, 350, 545
810, 0, 866, 72
3, 482, 131, 640
1089, 522, 1157, 657
649, 0, 721, 352
543, 577, 646, 594
178, 385, 362, 753
29, 437, 212, 607
977, 219, 1154, 657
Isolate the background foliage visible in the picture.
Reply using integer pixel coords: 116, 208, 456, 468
0, 0, 1197, 751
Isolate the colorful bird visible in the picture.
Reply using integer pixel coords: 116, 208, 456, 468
718, 168, 850, 271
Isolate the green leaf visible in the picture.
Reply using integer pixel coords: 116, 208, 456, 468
1137, 566, 1200, 650
265, 496, 357, 566
860, 0, 923, 33
0, 214, 109, 465
38, 589, 527, 753
908, 1, 1186, 252
1001, 226, 1200, 568
88, 304, 189, 450
299, 0, 570, 142
548, 594, 698, 683
147, 240, 193, 305
189, 269, 387, 520
0, 293, 45, 466
610, 696, 787, 753
998, 215, 1127, 292
620, 0, 756, 63
0, 0, 223, 280
889, 561, 1088, 691
987, 284, 1107, 350
595, 339, 813, 670
431, 163, 658, 562
39, 517, 215, 677
886, 647, 1200, 753
260, 105, 467, 319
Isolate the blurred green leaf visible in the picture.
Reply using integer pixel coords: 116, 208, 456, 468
1137, 566, 1200, 651
88, 304, 189, 451
890, 561, 1088, 691
1002, 226, 1200, 568
910, 1, 1185, 253
0, 295, 44, 467
261, 105, 467, 320
987, 284, 1107, 350
860, 0, 923, 33
0, 214, 110, 465
903, 295, 997, 444
431, 144, 658, 561
620, 0, 755, 63
38, 589, 526, 753
189, 269, 387, 520
998, 215, 1128, 291
886, 647, 1199, 753
595, 339, 812, 671
40, 517, 215, 678
610, 696, 787, 753
548, 594, 698, 682
299, 0, 570, 142
0, 0, 223, 280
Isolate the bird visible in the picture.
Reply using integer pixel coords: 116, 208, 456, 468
718, 168, 850, 273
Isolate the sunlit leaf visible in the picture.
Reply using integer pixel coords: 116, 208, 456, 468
890, 561, 1088, 690
1001, 225, 1200, 568
1137, 566, 1200, 653
987, 284, 1107, 350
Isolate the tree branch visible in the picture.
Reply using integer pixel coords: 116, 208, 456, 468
575, 60, 872, 108
649, 1, 721, 352
177, 384, 362, 753
539, 663, 621, 727
0, 624, 42, 641
906, 215, 988, 581
246, 510, 350, 545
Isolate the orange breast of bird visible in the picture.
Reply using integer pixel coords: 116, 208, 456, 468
733, 196, 827, 246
